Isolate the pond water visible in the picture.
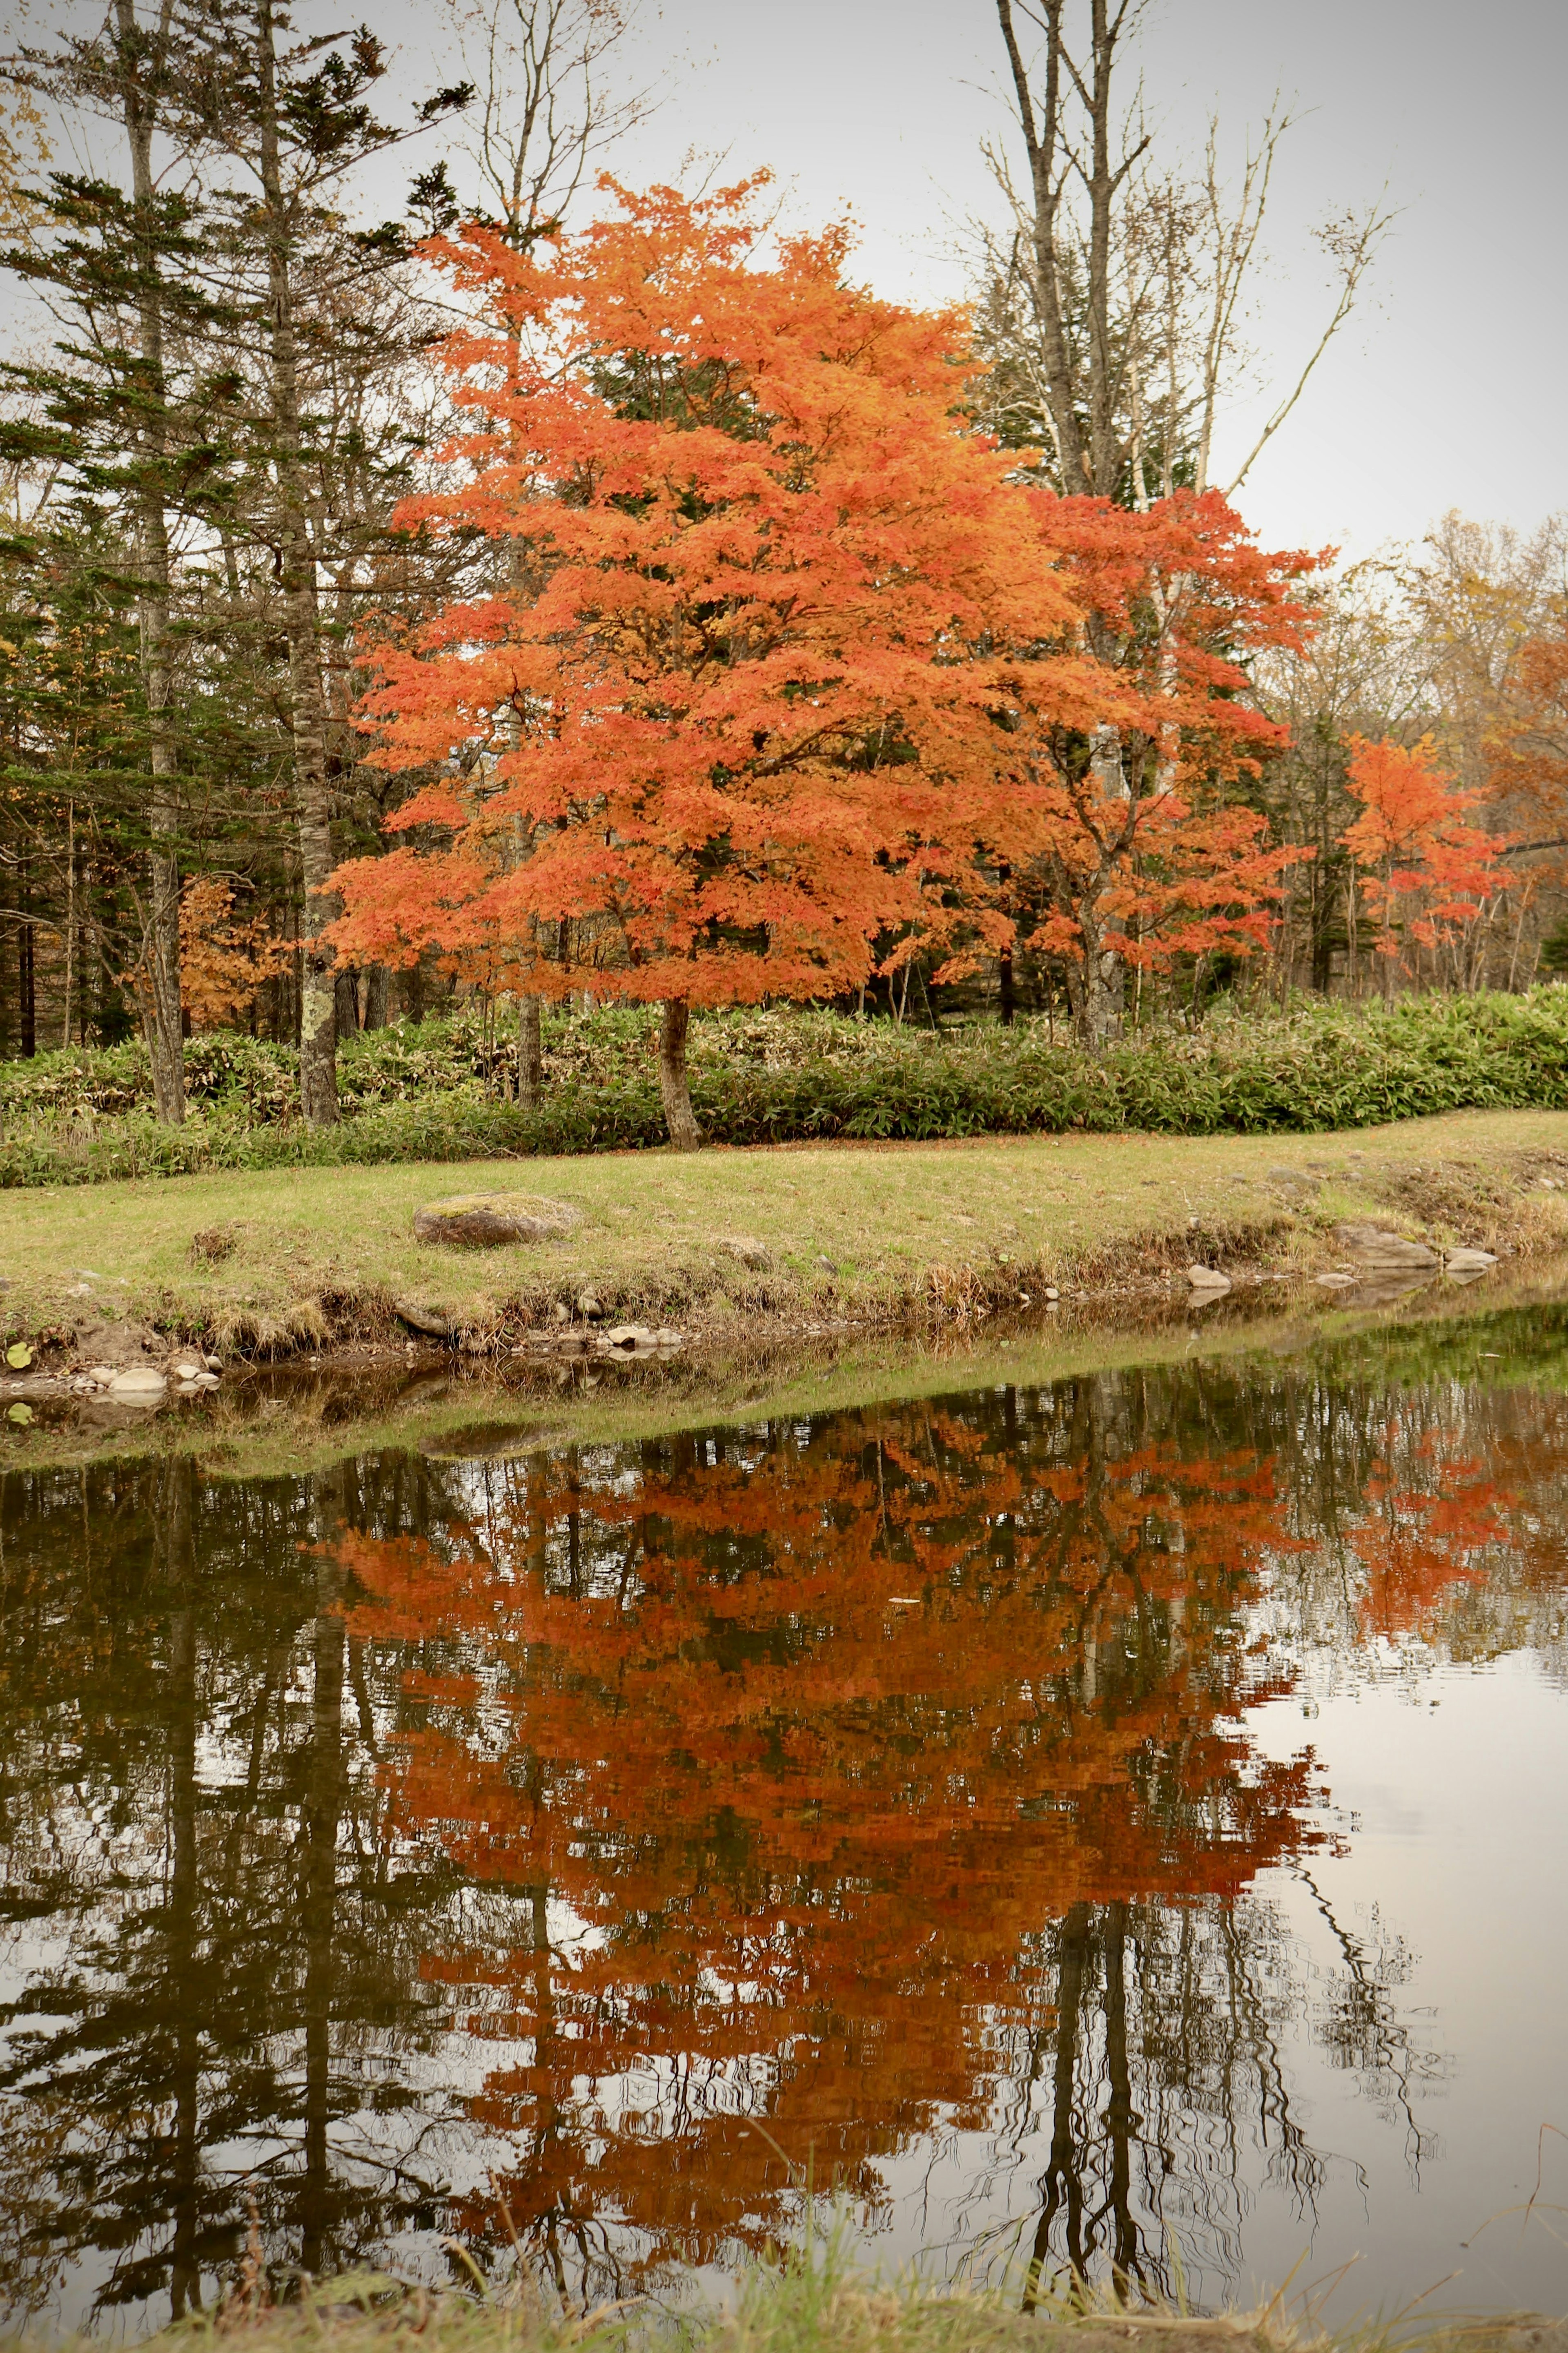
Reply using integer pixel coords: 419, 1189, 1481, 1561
3, 1305, 1568, 2337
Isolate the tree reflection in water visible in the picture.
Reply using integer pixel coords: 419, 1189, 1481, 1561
0, 1325, 1564, 2327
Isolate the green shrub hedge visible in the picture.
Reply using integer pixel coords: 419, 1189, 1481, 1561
3, 990, 1567, 1187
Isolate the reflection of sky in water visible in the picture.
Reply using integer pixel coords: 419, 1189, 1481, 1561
3, 1320, 1568, 2335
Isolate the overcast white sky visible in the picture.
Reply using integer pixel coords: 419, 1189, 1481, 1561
415, 0, 1558, 567
23, 0, 1564, 564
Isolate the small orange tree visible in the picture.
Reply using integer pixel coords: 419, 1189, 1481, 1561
331, 178, 1080, 1143
178, 879, 290, 1033
1340, 734, 1510, 997
991, 492, 1320, 1043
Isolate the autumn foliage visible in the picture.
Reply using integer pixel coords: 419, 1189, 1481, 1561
1339, 733, 1510, 991
1002, 492, 1316, 1030
333, 181, 1076, 1007
177, 877, 290, 1033
330, 178, 1322, 1107
1487, 627, 1568, 884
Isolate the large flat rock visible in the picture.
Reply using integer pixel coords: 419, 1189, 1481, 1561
1335, 1222, 1441, 1267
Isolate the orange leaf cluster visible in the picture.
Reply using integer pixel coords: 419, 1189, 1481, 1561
178, 877, 290, 1032
1003, 493, 1318, 975
1340, 733, 1510, 957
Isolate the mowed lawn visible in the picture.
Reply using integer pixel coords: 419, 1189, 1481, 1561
3, 1106, 1568, 1345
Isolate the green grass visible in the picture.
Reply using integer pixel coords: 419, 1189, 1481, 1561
4, 1105, 1568, 1363
5, 992, 1568, 1188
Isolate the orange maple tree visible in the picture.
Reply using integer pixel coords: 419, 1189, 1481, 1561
1484, 628, 1568, 939
1339, 733, 1511, 997
989, 491, 1320, 1042
330, 178, 1082, 1141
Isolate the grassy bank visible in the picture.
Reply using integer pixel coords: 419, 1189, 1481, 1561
3, 1106, 1568, 1366
5, 993, 1568, 1188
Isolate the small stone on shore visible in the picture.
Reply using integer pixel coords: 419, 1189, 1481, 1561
394, 1300, 452, 1339
1187, 1265, 1231, 1291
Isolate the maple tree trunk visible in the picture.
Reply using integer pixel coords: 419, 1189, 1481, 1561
998, 861, 1016, 1026
1080, 949, 1124, 1052
657, 998, 701, 1150
361, 964, 389, 1029
258, 0, 338, 1126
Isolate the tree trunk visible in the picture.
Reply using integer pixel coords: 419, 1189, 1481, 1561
117, 0, 185, 1124
1080, 724, 1129, 1047
18, 864, 35, 1058
361, 963, 390, 1029
333, 965, 361, 1036
657, 998, 700, 1149
1079, 939, 1124, 1051
256, 0, 338, 1124
1382, 857, 1396, 1006
995, 0, 1142, 496
518, 994, 543, 1106
998, 860, 1017, 1026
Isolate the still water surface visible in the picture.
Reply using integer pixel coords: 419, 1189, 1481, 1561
3, 1307, 1568, 2334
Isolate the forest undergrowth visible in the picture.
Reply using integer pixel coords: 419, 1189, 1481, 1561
4, 992, 1568, 1190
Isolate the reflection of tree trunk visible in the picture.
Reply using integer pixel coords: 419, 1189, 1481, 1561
1101, 1900, 1142, 2297
1024, 1900, 1092, 2310
299, 1552, 346, 2277
165, 1465, 202, 2317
